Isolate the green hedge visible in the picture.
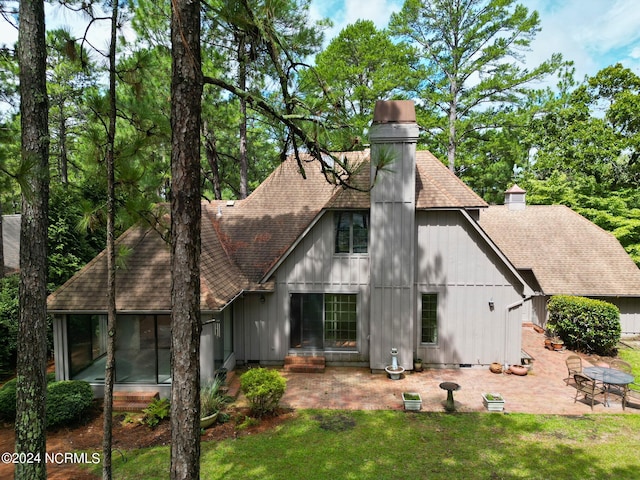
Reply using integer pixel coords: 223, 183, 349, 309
240, 368, 287, 417
47, 380, 94, 428
0, 377, 92, 427
547, 295, 621, 356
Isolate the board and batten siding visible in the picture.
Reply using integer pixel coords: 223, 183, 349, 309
416, 210, 526, 366
242, 212, 371, 364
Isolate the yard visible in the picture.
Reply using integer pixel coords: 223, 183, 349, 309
94, 410, 640, 480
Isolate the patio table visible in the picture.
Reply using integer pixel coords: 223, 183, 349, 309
583, 366, 634, 407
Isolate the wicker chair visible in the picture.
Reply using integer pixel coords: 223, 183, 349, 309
607, 360, 633, 410
609, 359, 632, 374
574, 374, 606, 410
565, 355, 582, 386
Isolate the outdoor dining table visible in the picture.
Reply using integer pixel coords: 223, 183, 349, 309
583, 365, 635, 406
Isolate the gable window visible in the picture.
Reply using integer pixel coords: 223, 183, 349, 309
421, 294, 438, 344
334, 211, 369, 254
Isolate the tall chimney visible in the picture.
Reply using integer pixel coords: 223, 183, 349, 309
368, 100, 419, 371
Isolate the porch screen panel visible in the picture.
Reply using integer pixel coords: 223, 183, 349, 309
421, 294, 438, 344
156, 315, 171, 383
68, 314, 107, 379
290, 293, 323, 349
324, 294, 357, 349
116, 315, 156, 383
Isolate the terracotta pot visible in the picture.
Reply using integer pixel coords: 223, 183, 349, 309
490, 362, 503, 374
509, 365, 528, 376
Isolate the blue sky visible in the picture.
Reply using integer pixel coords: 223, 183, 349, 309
2, 1, 640, 83
308, 0, 640, 82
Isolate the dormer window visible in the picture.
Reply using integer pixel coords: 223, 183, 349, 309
334, 211, 369, 254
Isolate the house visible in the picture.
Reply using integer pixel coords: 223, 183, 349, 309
479, 188, 640, 334
47, 100, 639, 397
1, 214, 20, 275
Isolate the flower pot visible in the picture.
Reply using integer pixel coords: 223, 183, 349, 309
413, 361, 423, 372
402, 392, 422, 411
490, 362, 503, 374
200, 412, 219, 429
552, 340, 564, 351
508, 365, 528, 376
482, 393, 505, 412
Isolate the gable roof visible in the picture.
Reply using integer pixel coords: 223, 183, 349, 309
2, 214, 20, 273
48, 148, 487, 312
479, 205, 640, 297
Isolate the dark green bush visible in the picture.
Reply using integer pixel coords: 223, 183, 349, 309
0, 275, 19, 375
0, 378, 17, 420
240, 367, 287, 417
547, 295, 621, 356
47, 380, 94, 428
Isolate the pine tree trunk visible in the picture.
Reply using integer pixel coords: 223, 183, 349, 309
170, 0, 203, 478
102, 2, 119, 478
0, 203, 5, 278
15, 0, 49, 478
238, 35, 248, 199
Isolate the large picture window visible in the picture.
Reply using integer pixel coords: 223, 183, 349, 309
421, 294, 438, 344
334, 211, 369, 254
290, 293, 358, 350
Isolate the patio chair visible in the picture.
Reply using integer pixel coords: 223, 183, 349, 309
565, 355, 582, 386
574, 374, 606, 410
606, 360, 633, 410
609, 359, 632, 374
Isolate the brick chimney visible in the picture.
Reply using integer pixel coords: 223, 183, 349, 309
368, 100, 419, 371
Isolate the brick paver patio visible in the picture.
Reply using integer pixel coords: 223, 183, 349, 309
244, 326, 638, 414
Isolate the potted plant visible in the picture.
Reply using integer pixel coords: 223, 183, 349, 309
482, 392, 505, 412
402, 392, 422, 411
413, 358, 423, 372
200, 377, 230, 428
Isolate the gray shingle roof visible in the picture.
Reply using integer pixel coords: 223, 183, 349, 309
47, 149, 487, 312
479, 205, 640, 296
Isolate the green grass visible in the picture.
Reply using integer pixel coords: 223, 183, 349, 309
96, 411, 640, 480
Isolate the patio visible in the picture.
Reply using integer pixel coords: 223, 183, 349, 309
239, 326, 638, 414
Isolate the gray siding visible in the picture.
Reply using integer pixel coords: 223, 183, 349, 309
416, 210, 525, 366
369, 125, 418, 370
242, 212, 370, 364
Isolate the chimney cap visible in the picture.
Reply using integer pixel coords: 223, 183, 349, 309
373, 100, 416, 124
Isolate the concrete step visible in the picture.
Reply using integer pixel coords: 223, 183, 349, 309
113, 391, 159, 412
284, 355, 325, 373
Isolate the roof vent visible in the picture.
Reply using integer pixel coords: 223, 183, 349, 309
505, 184, 526, 211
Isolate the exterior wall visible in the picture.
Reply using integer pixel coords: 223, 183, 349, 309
416, 210, 526, 366
369, 123, 419, 370
242, 212, 370, 364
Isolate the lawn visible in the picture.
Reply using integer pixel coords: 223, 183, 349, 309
96, 411, 640, 480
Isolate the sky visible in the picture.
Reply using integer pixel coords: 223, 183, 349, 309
308, 0, 640, 82
2, 0, 640, 84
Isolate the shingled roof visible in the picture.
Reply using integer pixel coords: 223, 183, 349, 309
48, 149, 486, 312
479, 205, 640, 297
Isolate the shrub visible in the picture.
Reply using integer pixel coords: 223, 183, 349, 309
47, 380, 94, 428
0, 373, 56, 421
547, 295, 621, 356
142, 398, 170, 428
240, 367, 286, 417
0, 378, 17, 420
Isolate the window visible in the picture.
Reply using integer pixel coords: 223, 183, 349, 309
324, 294, 357, 349
334, 211, 369, 254
290, 293, 358, 350
421, 294, 438, 344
